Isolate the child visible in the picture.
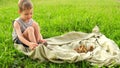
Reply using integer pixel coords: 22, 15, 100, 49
12, 0, 46, 50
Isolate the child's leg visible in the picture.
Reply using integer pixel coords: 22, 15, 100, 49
23, 26, 37, 43
32, 23, 42, 43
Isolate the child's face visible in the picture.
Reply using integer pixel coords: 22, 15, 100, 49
19, 9, 33, 22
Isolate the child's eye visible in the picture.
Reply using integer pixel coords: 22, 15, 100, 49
25, 14, 28, 15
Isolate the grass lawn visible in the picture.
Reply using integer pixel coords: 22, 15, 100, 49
0, 0, 120, 68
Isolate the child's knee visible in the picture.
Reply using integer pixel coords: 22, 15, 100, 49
27, 26, 34, 32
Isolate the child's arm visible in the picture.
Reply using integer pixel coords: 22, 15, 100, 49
14, 21, 38, 49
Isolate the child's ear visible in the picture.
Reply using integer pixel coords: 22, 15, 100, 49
18, 10, 21, 14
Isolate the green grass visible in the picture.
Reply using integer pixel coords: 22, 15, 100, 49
0, 0, 120, 67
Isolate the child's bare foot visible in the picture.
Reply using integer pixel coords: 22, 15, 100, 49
43, 42, 48, 46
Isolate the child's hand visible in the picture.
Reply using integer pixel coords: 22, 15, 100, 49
29, 42, 38, 50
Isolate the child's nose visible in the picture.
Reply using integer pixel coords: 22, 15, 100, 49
28, 15, 32, 19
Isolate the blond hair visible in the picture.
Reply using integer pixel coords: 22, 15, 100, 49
18, 0, 33, 11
